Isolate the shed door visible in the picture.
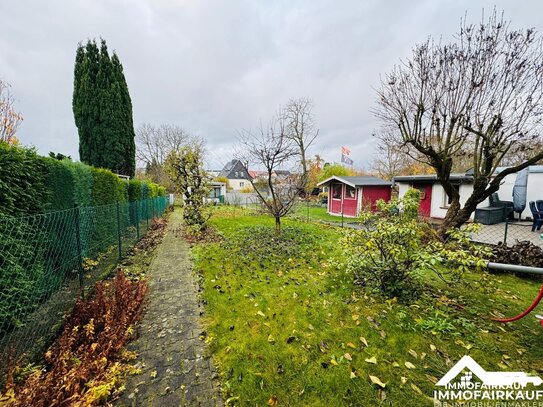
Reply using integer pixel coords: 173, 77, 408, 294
412, 183, 432, 217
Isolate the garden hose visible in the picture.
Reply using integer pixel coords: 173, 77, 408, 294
493, 280, 543, 327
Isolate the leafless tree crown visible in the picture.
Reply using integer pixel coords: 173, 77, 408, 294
373, 9, 543, 228
0, 80, 23, 143
135, 123, 191, 166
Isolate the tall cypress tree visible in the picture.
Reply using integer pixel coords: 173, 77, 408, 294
73, 39, 136, 177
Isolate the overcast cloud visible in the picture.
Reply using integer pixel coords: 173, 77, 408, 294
2, 1, 543, 170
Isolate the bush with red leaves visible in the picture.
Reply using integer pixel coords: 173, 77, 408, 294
1, 271, 148, 406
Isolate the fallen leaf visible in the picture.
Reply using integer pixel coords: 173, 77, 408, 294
268, 395, 278, 406
408, 349, 418, 359
401, 376, 408, 384
360, 337, 369, 347
352, 314, 360, 321
150, 370, 157, 378
268, 334, 275, 344
369, 375, 387, 388
365, 356, 377, 364
330, 359, 339, 366
257, 311, 266, 317
430, 344, 436, 352
347, 342, 357, 349
392, 362, 400, 368
405, 362, 416, 369
411, 384, 423, 394
344, 353, 353, 361
425, 374, 438, 384
350, 371, 357, 379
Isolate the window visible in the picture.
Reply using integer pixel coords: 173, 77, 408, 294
345, 185, 356, 199
240, 182, 245, 188
332, 184, 342, 199
443, 184, 460, 206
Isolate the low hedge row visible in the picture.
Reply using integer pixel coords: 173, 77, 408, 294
0, 142, 166, 218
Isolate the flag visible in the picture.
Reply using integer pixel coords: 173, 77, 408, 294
341, 154, 354, 166
341, 146, 351, 156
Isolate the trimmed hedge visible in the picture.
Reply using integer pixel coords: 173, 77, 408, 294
0, 143, 49, 217
0, 143, 166, 335
0, 142, 165, 218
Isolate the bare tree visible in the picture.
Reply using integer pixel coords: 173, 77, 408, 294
373, 10, 543, 230
0, 80, 23, 144
282, 98, 319, 192
372, 131, 413, 180
135, 123, 190, 184
238, 118, 302, 233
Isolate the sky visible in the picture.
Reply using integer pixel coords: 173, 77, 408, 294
2, 0, 543, 171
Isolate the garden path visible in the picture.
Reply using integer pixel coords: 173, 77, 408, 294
117, 210, 221, 407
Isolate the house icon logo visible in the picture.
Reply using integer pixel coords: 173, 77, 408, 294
436, 355, 542, 388
434, 355, 543, 404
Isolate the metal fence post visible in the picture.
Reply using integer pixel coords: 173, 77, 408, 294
504, 218, 509, 246
135, 201, 140, 240
116, 201, 122, 260
146, 199, 150, 230
74, 205, 85, 298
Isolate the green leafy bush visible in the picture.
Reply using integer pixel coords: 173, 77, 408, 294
342, 188, 490, 300
91, 168, 119, 205
0, 143, 49, 217
42, 158, 76, 211
63, 161, 94, 207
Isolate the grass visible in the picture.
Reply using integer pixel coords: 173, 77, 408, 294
193, 206, 543, 406
291, 202, 348, 223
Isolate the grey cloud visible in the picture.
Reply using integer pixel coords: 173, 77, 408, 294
2, 0, 543, 170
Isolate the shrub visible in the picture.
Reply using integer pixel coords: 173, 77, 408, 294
0, 143, 49, 217
91, 168, 119, 205
127, 179, 143, 202
42, 158, 75, 211
63, 161, 93, 207
342, 189, 490, 300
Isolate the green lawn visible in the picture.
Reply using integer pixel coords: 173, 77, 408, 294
291, 203, 347, 223
192, 207, 543, 406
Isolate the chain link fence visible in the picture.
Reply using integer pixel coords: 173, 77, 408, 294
470, 219, 543, 248
0, 196, 169, 376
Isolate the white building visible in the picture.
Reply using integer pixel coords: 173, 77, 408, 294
393, 166, 543, 221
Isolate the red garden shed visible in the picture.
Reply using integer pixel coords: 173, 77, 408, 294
317, 176, 392, 217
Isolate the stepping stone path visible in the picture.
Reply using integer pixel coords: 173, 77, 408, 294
117, 211, 221, 406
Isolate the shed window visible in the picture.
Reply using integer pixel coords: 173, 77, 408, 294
345, 185, 356, 199
332, 184, 342, 199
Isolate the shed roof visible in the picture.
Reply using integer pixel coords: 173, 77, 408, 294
393, 173, 473, 183
317, 175, 391, 188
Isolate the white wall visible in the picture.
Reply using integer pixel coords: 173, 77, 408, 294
430, 183, 480, 219
228, 178, 251, 191
396, 172, 543, 220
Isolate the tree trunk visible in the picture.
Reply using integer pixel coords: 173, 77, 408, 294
438, 181, 500, 233
275, 216, 281, 234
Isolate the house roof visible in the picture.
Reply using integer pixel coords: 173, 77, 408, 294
317, 175, 391, 188
218, 159, 252, 180
393, 173, 473, 183
470, 165, 543, 175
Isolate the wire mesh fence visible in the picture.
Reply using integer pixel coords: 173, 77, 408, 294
0, 196, 169, 376
471, 219, 543, 248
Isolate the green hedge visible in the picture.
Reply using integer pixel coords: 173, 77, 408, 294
0, 143, 49, 217
0, 143, 167, 335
